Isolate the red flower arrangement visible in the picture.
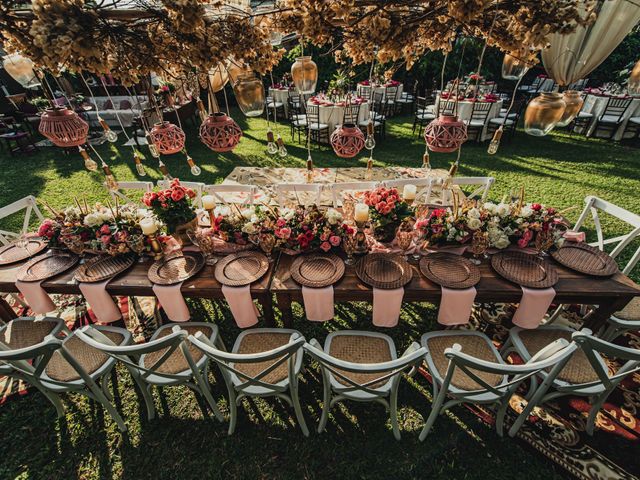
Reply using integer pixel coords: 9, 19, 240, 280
363, 186, 413, 243
142, 179, 197, 233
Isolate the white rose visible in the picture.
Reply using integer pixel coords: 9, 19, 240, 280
241, 207, 255, 220
326, 208, 343, 225
214, 205, 231, 217
519, 206, 533, 218
467, 207, 480, 219
467, 218, 482, 230
83, 213, 99, 227
242, 222, 257, 235
496, 203, 510, 217
494, 235, 510, 249
483, 202, 497, 215
281, 208, 295, 220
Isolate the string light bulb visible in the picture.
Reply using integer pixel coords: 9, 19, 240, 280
99, 118, 118, 143
146, 133, 160, 158
133, 150, 147, 176
487, 127, 503, 155
187, 155, 202, 176
102, 164, 119, 191
276, 134, 287, 158
266, 129, 278, 154
79, 146, 98, 171
421, 149, 431, 171
196, 98, 208, 123
158, 161, 173, 181
365, 121, 376, 150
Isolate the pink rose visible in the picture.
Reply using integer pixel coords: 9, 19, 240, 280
100, 234, 112, 245
375, 201, 386, 212
531, 203, 542, 211
100, 224, 111, 235
171, 189, 185, 202
276, 227, 291, 240
329, 235, 341, 247
276, 218, 287, 227
320, 233, 329, 241
381, 205, 392, 215
432, 224, 443, 234
320, 241, 331, 252
517, 237, 529, 248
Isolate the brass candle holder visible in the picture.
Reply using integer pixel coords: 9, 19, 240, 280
354, 220, 369, 255
147, 233, 164, 260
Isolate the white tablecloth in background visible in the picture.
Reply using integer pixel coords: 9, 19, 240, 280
356, 84, 403, 101
268, 88, 295, 119
307, 101, 370, 136
433, 97, 503, 141
580, 94, 640, 141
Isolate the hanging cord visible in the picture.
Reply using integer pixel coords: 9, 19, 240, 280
98, 76, 136, 147
471, 5, 500, 99
268, 71, 280, 132
440, 52, 449, 93
40, 73, 59, 107
453, 38, 467, 117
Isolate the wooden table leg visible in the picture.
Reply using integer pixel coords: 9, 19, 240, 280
258, 294, 275, 327
582, 296, 632, 332
275, 292, 294, 328
0, 296, 18, 323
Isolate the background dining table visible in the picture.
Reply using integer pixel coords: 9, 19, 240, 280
433, 96, 503, 141
578, 94, 640, 141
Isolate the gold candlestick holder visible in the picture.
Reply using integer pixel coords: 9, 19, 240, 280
354, 220, 369, 255
147, 233, 164, 260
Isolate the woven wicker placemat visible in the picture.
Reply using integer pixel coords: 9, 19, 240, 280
74, 254, 135, 283
356, 253, 413, 289
491, 251, 558, 288
0, 239, 47, 266
148, 251, 205, 285
552, 242, 618, 277
291, 253, 345, 288
214, 251, 269, 287
16, 252, 79, 282
419, 253, 480, 289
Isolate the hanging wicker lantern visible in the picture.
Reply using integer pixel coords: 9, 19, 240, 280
199, 112, 242, 152
330, 123, 365, 158
501, 53, 529, 81
209, 63, 229, 93
233, 74, 265, 117
524, 92, 566, 136
2, 53, 40, 89
38, 107, 89, 147
423, 115, 468, 153
149, 121, 186, 155
291, 56, 318, 94
556, 90, 584, 127
628, 59, 640, 96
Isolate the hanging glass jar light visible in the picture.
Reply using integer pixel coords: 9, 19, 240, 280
2, 53, 40, 89
524, 93, 566, 136
501, 53, 529, 81
423, 115, 468, 153
199, 112, 243, 152
227, 60, 252, 86
556, 90, 584, 127
209, 63, 229, 92
39, 107, 89, 147
149, 121, 186, 155
330, 123, 365, 158
233, 74, 265, 117
628, 59, 640, 96
291, 56, 318, 94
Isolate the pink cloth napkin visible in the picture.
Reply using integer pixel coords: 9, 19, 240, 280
152, 283, 190, 322
563, 231, 586, 242
437, 286, 477, 326
15, 280, 56, 314
79, 280, 122, 323
512, 287, 556, 329
222, 285, 259, 328
372, 287, 404, 328
302, 286, 334, 321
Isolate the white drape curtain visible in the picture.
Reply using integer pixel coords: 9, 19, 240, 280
542, 0, 640, 86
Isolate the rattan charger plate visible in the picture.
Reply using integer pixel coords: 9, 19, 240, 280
491, 251, 558, 288
215, 251, 269, 287
148, 251, 205, 286
356, 253, 413, 289
16, 252, 79, 282
551, 242, 618, 277
74, 254, 136, 283
419, 253, 480, 289
291, 253, 345, 288
0, 239, 48, 266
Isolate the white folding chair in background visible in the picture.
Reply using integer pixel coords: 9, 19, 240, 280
0, 195, 44, 245
451, 176, 495, 202
107, 181, 154, 205
382, 177, 437, 204
203, 184, 259, 206
157, 180, 205, 209
330, 181, 379, 208
276, 183, 323, 207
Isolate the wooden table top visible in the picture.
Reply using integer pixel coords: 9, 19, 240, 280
271, 252, 640, 303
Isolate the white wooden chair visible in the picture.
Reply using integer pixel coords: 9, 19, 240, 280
107, 181, 153, 205
547, 196, 640, 337
304, 330, 426, 440
0, 195, 44, 244
189, 328, 309, 436
382, 178, 437, 204
504, 326, 640, 436
420, 330, 572, 439
74, 322, 224, 422
330, 181, 379, 208
157, 180, 205, 209
275, 183, 323, 207
203, 184, 259, 206
451, 176, 495, 202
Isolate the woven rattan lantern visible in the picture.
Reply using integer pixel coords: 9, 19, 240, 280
556, 90, 584, 127
38, 108, 89, 147
330, 123, 365, 158
291, 56, 317, 94
149, 121, 186, 155
233, 74, 265, 117
628, 59, 640, 95
501, 53, 529, 81
423, 115, 468, 153
199, 113, 242, 152
524, 93, 566, 136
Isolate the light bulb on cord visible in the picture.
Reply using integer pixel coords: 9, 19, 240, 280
102, 164, 119, 191
196, 98, 208, 123
266, 129, 278, 154
306, 152, 314, 183
187, 155, 202, 176
365, 121, 376, 149
158, 161, 173, 181
146, 134, 160, 158
78, 146, 98, 171
487, 127, 503, 155
99, 118, 118, 143
421, 149, 431, 171
276, 134, 287, 157
133, 150, 147, 176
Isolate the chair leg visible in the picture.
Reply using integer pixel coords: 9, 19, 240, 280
227, 386, 238, 435
419, 385, 447, 441
86, 379, 127, 432
508, 379, 553, 437
33, 380, 65, 418
290, 382, 309, 437
586, 389, 613, 435
495, 399, 509, 437
193, 366, 225, 422
390, 386, 401, 440
318, 381, 332, 433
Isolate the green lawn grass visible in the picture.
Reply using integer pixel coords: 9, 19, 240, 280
0, 111, 639, 479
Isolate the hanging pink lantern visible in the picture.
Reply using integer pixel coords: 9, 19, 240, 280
149, 121, 185, 155
38, 107, 89, 147
330, 123, 365, 158
423, 115, 468, 153
199, 113, 242, 152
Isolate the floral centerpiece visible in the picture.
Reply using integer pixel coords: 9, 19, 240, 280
363, 186, 413, 243
84, 204, 151, 256
38, 206, 93, 250
142, 179, 197, 243
416, 205, 484, 248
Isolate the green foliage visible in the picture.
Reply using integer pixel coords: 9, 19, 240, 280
589, 30, 640, 87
